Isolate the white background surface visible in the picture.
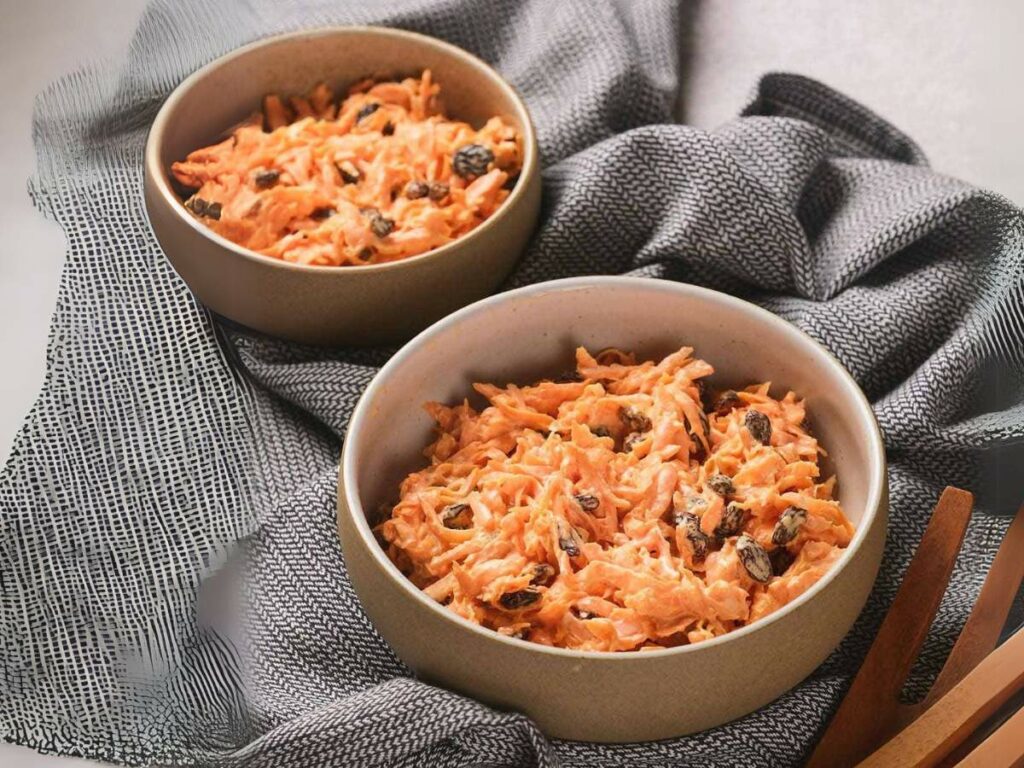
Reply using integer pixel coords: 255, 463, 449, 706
1, 1, 1020, 765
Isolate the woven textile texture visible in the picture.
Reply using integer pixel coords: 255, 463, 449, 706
4, 0, 1024, 766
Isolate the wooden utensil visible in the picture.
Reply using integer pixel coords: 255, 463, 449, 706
956, 703, 1024, 768
807, 489, 1024, 768
857, 627, 1024, 767
918, 499, 1024, 715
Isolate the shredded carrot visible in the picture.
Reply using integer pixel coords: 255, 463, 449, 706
378, 346, 855, 652
171, 70, 522, 266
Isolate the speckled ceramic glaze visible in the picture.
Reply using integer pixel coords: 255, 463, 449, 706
144, 27, 540, 346
337, 276, 888, 742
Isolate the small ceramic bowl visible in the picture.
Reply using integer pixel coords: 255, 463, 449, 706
144, 27, 541, 346
338, 276, 888, 742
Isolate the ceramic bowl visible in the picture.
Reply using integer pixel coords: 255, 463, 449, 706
337, 276, 888, 742
144, 27, 541, 346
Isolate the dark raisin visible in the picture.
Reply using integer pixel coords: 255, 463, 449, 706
622, 432, 644, 452
185, 197, 207, 216
619, 406, 652, 434
428, 181, 450, 202
336, 161, 360, 184
499, 589, 540, 610
591, 425, 611, 439
356, 246, 375, 261
769, 546, 795, 576
530, 563, 556, 586
706, 473, 734, 497
254, 169, 280, 188
452, 143, 494, 178
772, 506, 807, 546
714, 502, 746, 538
369, 214, 395, 238
382, 121, 395, 136
574, 494, 600, 512
736, 534, 772, 583
440, 502, 472, 529
689, 535, 710, 562
674, 512, 711, 562
714, 390, 742, 416
185, 197, 221, 220
356, 102, 380, 122
311, 206, 335, 220
559, 536, 580, 558
405, 181, 430, 199
745, 410, 772, 445
558, 522, 582, 557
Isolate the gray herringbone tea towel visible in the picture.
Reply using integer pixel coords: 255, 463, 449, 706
3, 0, 1023, 766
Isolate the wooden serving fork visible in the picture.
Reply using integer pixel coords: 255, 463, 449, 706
806, 487, 1024, 768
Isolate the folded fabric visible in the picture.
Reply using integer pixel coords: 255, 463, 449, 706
3, 0, 1022, 766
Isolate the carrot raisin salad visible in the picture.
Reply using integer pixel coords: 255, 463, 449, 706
171, 70, 522, 266
378, 346, 855, 652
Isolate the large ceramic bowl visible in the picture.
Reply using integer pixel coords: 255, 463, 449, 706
144, 27, 541, 346
338, 276, 888, 742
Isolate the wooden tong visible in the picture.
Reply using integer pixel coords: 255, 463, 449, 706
807, 487, 1024, 768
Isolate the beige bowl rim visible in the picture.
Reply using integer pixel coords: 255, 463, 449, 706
144, 25, 540, 275
341, 275, 887, 661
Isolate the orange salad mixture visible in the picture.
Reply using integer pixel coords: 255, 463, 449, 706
171, 71, 522, 266
378, 346, 855, 652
